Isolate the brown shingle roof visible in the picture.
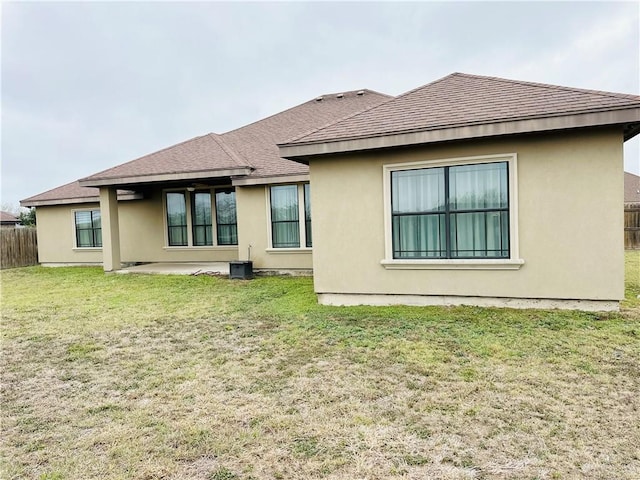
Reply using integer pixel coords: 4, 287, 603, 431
81, 133, 250, 183
285, 73, 640, 145
25, 73, 638, 205
21, 180, 137, 207
82, 90, 390, 184
1, 211, 19, 223
23, 89, 390, 204
625, 171, 640, 204
221, 90, 391, 179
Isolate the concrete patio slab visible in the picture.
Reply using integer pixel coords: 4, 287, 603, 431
117, 262, 230, 276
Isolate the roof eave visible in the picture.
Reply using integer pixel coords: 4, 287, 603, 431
279, 108, 640, 160
21, 192, 143, 208
79, 167, 254, 188
232, 173, 310, 187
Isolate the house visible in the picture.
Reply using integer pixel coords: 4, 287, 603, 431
0, 211, 20, 228
22, 73, 640, 311
624, 171, 640, 205
21, 89, 391, 271
278, 73, 640, 311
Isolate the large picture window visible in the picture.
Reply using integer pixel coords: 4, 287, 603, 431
74, 210, 102, 248
268, 183, 311, 249
391, 161, 509, 259
165, 188, 237, 247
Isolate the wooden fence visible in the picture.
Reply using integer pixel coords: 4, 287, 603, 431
625, 203, 640, 250
1, 228, 38, 269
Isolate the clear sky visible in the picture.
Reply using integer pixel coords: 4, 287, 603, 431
2, 1, 639, 210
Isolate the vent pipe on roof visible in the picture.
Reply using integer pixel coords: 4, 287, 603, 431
336, 93, 344, 99
315, 96, 323, 102
357, 90, 365, 96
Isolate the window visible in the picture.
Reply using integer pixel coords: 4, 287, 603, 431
391, 161, 508, 259
74, 210, 102, 248
166, 192, 188, 246
304, 183, 312, 248
269, 183, 311, 249
381, 151, 526, 271
215, 189, 238, 245
192, 192, 213, 246
271, 185, 300, 248
164, 188, 237, 247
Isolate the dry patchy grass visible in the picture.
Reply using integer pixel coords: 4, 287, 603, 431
1, 252, 639, 479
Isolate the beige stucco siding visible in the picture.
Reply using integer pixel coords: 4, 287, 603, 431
309, 128, 624, 301
36, 185, 313, 268
35, 189, 238, 265
118, 190, 238, 263
236, 185, 313, 270
35, 203, 103, 264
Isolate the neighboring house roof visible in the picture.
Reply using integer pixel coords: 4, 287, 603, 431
1, 211, 20, 225
625, 171, 640, 204
21, 180, 141, 207
279, 72, 640, 158
22, 89, 390, 206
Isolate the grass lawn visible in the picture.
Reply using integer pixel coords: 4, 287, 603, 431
1, 252, 639, 480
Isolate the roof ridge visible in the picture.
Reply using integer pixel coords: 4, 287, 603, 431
223, 89, 392, 137
313, 88, 392, 99
206, 133, 255, 170
281, 74, 461, 145
79, 133, 213, 182
454, 72, 640, 101
279, 90, 401, 145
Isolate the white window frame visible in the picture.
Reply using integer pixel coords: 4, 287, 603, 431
162, 187, 238, 250
265, 183, 312, 253
71, 208, 102, 250
381, 153, 524, 270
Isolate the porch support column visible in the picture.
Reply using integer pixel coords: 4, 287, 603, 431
99, 187, 121, 272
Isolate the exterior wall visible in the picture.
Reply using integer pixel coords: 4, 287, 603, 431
36, 184, 315, 269
36, 203, 103, 265
118, 189, 237, 263
236, 185, 313, 271
35, 188, 238, 265
309, 128, 625, 304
